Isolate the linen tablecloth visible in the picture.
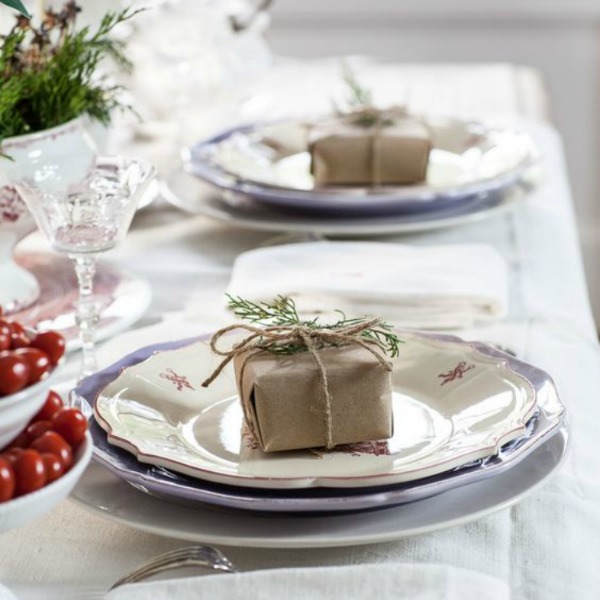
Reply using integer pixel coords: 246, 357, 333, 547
0, 63, 598, 600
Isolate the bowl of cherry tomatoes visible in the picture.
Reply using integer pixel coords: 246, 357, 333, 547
0, 313, 67, 449
0, 390, 92, 532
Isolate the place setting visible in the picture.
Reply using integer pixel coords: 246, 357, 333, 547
161, 65, 542, 236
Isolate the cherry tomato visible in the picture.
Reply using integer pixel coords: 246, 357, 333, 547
33, 391, 64, 422
30, 431, 73, 471
10, 332, 30, 350
13, 449, 46, 496
0, 334, 9, 352
51, 408, 88, 447
6, 431, 29, 449
25, 420, 53, 442
14, 347, 51, 384
8, 321, 25, 335
40, 453, 64, 484
30, 331, 65, 366
0, 354, 30, 396
0, 457, 15, 502
1, 448, 24, 466
0, 319, 12, 338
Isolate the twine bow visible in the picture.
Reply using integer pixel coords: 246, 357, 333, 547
201, 319, 393, 450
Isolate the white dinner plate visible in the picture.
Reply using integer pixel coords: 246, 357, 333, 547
93, 331, 550, 490
184, 119, 538, 215
161, 170, 531, 237
71, 426, 568, 548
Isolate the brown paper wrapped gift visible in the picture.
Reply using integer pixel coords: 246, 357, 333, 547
309, 115, 432, 186
234, 345, 393, 453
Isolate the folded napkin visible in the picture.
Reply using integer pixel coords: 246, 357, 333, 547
227, 241, 508, 329
104, 563, 510, 600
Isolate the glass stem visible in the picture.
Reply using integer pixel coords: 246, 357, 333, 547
71, 254, 99, 380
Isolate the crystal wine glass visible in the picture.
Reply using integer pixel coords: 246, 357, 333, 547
11, 154, 156, 380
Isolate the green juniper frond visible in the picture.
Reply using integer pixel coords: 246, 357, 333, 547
227, 295, 402, 357
0, 3, 138, 146
341, 61, 372, 109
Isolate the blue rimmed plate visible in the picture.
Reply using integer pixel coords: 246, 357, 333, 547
183, 119, 539, 216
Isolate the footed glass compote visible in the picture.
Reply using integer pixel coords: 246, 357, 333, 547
11, 155, 156, 380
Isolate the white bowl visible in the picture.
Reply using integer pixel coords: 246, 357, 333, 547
0, 363, 65, 450
0, 432, 92, 533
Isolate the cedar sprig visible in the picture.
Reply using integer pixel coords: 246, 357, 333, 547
334, 62, 396, 128
0, 2, 139, 146
227, 295, 402, 357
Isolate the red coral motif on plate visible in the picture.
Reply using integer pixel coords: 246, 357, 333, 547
0, 186, 27, 224
159, 368, 195, 392
335, 440, 390, 457
438, 361, 476, 386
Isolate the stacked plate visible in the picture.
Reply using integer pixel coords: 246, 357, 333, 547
74, 330, 566, 530
162, 117, 540, 235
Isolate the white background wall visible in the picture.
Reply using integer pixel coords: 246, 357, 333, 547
268, 0, 600, 324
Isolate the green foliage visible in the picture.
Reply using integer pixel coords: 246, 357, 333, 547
227, 294, 403, 357
0, 2, 137, 144
0, 0, 30, 18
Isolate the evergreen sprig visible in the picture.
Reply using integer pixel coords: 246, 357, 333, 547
334, 62, 397, 128
0, 2, 138, 146
227, 294, 402, 357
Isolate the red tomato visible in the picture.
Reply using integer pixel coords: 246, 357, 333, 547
10, 332, 30, 350
30, 431, 73, 471
51, 408, 88, 447
13, 449, 46, 496
30, 331, 66, 366
8, 321, 25, 335
1, 448, 24, 465
0, 334, 9, 352
6, 431, 29, 449
0, 319, 12, 337
33, 390, 64, 422
40, 453, 64, 484
0, 354, 30, 396
14, 348, 51, 384
25, 420, 53, 442
0, 457, 15, 502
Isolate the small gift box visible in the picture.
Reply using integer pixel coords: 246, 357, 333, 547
309, 113, 432, 186
234, 344, 393, 452
202, 297, 399, 453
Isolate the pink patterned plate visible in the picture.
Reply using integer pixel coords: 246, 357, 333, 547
93, 331, 563, 490
8, 252, 152, 351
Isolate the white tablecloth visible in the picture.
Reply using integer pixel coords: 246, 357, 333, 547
1, 63, 599, 600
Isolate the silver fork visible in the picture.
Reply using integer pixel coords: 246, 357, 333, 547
108, 546, 237, 591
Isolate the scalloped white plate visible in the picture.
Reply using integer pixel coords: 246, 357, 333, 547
93, 331, 548, 490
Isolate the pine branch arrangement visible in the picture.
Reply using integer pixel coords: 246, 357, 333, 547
0, 1, 138, 145
227, 294, 402, 357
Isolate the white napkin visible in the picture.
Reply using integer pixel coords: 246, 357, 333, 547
226, 241, 509, 329
104, 564, 510, 600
